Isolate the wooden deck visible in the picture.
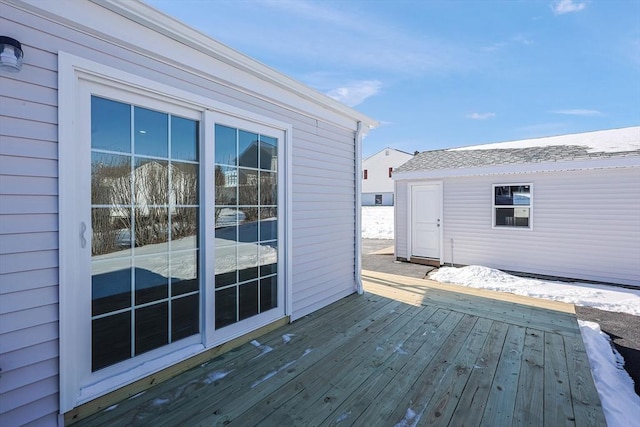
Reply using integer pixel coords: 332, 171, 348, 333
76, 270, 605, 426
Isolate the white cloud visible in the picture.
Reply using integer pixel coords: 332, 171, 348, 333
482, 34, 533, 52
552, 109, 603, 116
326, 80, 382, 107
466, 112, 495, 120
552, 0, 587, 15
512, 34, 534, 46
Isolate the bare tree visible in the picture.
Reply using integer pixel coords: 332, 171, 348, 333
91, 157, 131, 255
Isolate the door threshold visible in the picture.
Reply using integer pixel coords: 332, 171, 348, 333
409, 257, 441, 267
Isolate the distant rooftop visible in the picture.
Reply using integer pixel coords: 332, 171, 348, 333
363, 147, 414, 162
396, 127, 640, 173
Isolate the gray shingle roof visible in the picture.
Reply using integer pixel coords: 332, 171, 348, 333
396, 127, 640, 173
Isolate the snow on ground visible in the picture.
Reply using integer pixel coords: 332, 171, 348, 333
362, 206, 394, 239
430, 265, 640, 427
430, 265, 640, 316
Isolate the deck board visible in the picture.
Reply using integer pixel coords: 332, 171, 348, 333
76, 270, 605, 427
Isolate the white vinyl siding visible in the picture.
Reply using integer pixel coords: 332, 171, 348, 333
0, 7, 60, 423
291, 125, 356, 319
396, 167, 640, 286
1, 1, 366, 423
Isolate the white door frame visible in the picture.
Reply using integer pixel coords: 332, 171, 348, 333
58, 52, 293, 413
406, 181, 443, 262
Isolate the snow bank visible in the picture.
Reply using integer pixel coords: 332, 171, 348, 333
579, 321, 640, 427
362, 206, 394, 239
429, 265, 640, 315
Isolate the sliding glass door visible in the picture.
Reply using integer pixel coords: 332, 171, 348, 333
90, 96, 200, 371
212, 121, 283, 339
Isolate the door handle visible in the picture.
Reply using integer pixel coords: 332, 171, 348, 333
80, 222, 87, 248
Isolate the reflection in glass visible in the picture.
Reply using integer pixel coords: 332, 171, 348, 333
135, 254, 169, 304
134, 207, 168, 251
259, 135, 277, 171
92, 207, 132, 256
215, 287, 237, 329
91, 152, 131, 206
494, 185, 530, 206
215, 166, 237, 205
260, 276, 277, 312
260, 171, 277, 205
239, 281, 258, 320
171, 250, 198, 296
91, 97, 200, 372
215, 208, 238, 242
239, 169, 258, 206
134, 106, 168, 158
260, 207, 277, 242
215, 240, 237, 288
495, 208, 530, 227
172, 207, 198, 244
239, 208, 258, 243
213, 125, 278, 330
238, 130, 258, 168
259, 241, 278, 277
92, 258, 132, 316
215, 125, 237, 166
91, 96, 131, 153
171, 116, 198, 162
134, 159, 169, 205
135, 302, 168, 355
92, 311, 131, 371
238, 243, 259, 282
172, 294, 199, 341
172, 162, 198, 206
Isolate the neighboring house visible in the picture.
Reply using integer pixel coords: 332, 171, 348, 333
0, 1, 377, 425
362, 147, 413, 205
393, 127, 640, 287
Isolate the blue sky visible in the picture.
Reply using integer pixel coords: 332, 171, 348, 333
146, 0, 640, 158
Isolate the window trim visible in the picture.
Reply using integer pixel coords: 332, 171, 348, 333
59, 52, 293, 412
491, 183, 533, 230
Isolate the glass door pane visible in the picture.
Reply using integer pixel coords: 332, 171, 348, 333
90, 96, 200, 371
214, 124, 278, 329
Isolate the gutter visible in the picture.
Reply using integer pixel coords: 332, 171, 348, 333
355, 121, 364, 294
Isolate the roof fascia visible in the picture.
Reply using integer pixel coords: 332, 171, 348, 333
5, 0, 377, 131
92, 0, 378, 129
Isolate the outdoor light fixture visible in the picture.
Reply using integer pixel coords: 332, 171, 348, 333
0, 36, 24, 73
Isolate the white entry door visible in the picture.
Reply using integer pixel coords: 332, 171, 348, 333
410, 183, 442, 259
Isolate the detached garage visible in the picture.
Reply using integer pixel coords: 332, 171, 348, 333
393, 127, 640, 287
0, 0, 376, 424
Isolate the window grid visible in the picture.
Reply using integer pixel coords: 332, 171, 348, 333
492, 183, 532, 229
90, 96, 200, 371
214, 124, 278, 329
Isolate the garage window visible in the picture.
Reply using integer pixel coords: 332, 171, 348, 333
493, 184, 532, 228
